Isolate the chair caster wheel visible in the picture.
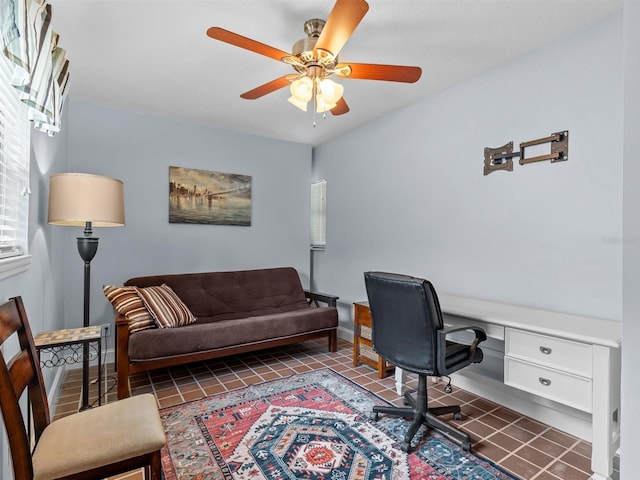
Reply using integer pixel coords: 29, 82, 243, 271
461, 441, 471, 451
444, 384, 452, 394
370, 412, 379, 422
400, 441, 410, 452
453, 412, 462, 421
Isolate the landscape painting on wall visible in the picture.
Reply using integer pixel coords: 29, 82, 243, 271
169, 166, 252, 226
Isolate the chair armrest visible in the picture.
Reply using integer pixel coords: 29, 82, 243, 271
115, 315, 131, 398
304, 289, 339, 307
436, 326, 487, 374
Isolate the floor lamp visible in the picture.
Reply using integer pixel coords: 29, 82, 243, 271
48, 173, 125, 410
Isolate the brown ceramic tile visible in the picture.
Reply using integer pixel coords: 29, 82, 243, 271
541, 428, 579, 449
473, 440, 510, 463
181, 390, 205, 402
559, 450, 591, 474
158, 394, 183, 408
503, 424, 538, 443
531, 472, 563, 480
500, 454, 541, 479
478, 412, 511, 430
460, 403, 486, 420
155, 387, 180, 399
514, 417, 548, 436
223, 379, 245, 391
547, 460, 591, 480
463, 419, 496, 439
571, 440, 592, 458
486, 431, 523, 452
513, 444, 555, 468
470, 397, 500, 413
203, 384, 227, 396
529, 436, 569, 458
490, 406, 521, 424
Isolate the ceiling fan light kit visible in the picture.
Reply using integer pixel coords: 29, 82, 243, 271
206, 0, 422, 121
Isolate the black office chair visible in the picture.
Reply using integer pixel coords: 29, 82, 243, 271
364, 271, 486, 452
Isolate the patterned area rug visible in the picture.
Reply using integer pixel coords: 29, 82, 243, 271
160, 369, 518, 480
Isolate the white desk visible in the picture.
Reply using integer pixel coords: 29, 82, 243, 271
395, 293, 621, 480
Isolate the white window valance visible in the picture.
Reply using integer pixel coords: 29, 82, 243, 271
0, 0, 69, 136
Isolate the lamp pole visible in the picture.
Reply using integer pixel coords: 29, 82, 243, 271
77, 221, 98, 411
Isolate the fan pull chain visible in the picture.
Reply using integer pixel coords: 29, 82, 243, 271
313, 82, 317, 127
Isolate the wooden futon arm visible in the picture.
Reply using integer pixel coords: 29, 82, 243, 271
304, 290, 339, 307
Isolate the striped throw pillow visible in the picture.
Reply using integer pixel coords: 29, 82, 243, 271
103, 285, 156, 333
135, 284, 196, 328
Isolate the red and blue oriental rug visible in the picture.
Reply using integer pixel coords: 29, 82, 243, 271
160, 368, 519, 480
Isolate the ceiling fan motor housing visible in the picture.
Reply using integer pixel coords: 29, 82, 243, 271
292, 19, 338, 72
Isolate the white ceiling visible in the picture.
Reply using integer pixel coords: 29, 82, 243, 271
49, 0, 621, 146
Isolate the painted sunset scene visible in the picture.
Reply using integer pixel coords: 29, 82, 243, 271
169, 166, 252, 226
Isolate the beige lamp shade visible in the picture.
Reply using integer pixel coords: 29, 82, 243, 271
48, 173, 125, 227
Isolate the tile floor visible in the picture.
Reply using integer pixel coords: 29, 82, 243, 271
54, 338, 600, 480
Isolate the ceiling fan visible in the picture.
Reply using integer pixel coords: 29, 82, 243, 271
206, 0, 422, 117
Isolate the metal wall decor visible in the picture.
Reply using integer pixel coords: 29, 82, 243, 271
484, 130, 569, 176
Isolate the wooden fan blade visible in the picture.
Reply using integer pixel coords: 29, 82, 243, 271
240, 75, 291, 100
335, 62, 422, 83
206, 27, 291, 62
314, 0, 369, 57
331, 97, 350, 116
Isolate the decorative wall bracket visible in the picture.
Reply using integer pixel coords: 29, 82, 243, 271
484, 142, 518, 176
484, 130, 569, 176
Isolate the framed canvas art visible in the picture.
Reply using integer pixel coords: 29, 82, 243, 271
169, 166, 252, 226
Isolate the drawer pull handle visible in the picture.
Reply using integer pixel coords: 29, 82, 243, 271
539, 377, 551, 386
539, 346, 552, 355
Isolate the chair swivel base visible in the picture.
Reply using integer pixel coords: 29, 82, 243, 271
370, 377, 472, 453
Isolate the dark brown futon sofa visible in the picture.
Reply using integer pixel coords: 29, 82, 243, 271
113, 267, 338, 398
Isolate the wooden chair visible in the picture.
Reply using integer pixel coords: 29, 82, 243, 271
0, 296, 166, 480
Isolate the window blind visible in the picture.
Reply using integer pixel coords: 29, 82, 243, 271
310, 180, 326, 250
0, 54, 29, 259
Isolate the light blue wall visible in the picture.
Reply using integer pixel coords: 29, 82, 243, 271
0, 126, 68, 480
622, 0, 640, 477
312, 13, 623, 330
59, 101, 313, 341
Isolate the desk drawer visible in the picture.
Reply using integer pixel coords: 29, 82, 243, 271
505, 357, 592, 412
505, 328, 592, 378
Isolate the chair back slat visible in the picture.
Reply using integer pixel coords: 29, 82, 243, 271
0, 299, 23, 343
0, 296, 51, 480
7, 350, 35, 400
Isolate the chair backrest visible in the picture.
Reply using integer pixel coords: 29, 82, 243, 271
364, 272, 444, 375
0, 296, 51, 480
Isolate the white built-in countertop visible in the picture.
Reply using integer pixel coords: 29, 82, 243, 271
438, 293, 621, 349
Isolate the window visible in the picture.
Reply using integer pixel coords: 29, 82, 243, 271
0, 54, 31, 279
310, 180, 326, 250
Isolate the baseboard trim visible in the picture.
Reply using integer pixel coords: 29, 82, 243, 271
46, 365, 67, 414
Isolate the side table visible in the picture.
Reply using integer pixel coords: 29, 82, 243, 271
34, 326, 102, 410
353, 302, 395, 379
